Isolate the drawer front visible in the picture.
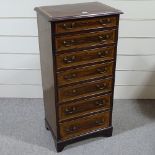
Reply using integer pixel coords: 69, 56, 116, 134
59, 111, 110, 140
56, 16, 117, 33
58, 78, 112, 103
59, 94, 111, 121
56, 29, 116, 51
56, 46, 115, 69
57, 62, 114, 86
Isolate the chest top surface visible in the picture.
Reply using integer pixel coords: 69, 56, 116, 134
35, 2, 122, 21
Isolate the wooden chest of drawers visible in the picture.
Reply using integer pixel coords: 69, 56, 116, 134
35, 2, 122, 152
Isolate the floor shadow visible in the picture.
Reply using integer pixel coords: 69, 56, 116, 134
136, 99, 155, 119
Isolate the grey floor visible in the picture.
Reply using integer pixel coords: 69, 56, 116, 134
0, 99, 155, 155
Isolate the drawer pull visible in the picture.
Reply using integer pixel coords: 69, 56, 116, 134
98, 51, 110, 57
95, 100, 104, 106
96, 68, 107, 74
65, 107, 77, 114
98, 34, 110, 41
64, 73, 77, 80
99, 18, 111, 25
63, 22, 75, 30
63, 55, 76, 63
63, 40, 75, 47
105, 50, 110, 54
95, 120, 104, 125
63, 34, 110, 47
96, 83, 107, 90
65, 125, 79, 133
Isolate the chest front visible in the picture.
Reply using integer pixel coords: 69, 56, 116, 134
35, 2, 122, 152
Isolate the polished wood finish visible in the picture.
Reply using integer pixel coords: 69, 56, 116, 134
59, 111, 110, 140
56, 29, 116, 51
55, 16, 117, 33
58, 78, 112, 103
35, 2, 122, 152
57, 62, 114, 86
56, 46, 115, 70
37, 13, 58, 138
59, 94, 111, 121
35, 2, 122, 21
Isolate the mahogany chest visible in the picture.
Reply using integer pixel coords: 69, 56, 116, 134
35, 2, 122, 152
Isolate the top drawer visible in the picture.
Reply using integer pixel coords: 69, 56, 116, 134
55, 16, 117, 33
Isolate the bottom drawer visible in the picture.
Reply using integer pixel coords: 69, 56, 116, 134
59, 111, 110, 140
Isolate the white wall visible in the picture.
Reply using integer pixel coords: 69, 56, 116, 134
1, 0, 155, 99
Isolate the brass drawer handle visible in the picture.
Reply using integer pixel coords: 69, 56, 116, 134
63, 55, 76, 63
96, 83, 107, 90
96, 67, 107, 74
63, 22, 75, 30
65, 125, 79, 133
64, 106, 77, 115
105, 50, 110, 54
98, 51, 110, 58
64, 73, 77, 80
98, 34, 110, 41
95, 120, 104, 126
95, 100, 104, 106
63, 40, 75, 47
99, 18, 111, 25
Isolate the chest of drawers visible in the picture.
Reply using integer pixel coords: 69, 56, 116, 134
35, 2, 122, 152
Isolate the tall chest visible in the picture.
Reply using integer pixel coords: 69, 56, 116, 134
35, 2, 122, 152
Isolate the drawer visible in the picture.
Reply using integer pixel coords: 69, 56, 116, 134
55, 16, 117, 33
59, 94, 111, 121
56, 29, 116, 51
58, 78, 112, 103
56, 46, 115, 69
57, 62, 114, 86
59, 111, 110, 140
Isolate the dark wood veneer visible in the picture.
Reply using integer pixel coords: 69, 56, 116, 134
55, 16, 117, 33
59, 111, 110, 140
55, 29, 116, 51
57, 61, 114, 86
56, 46, 115, 70
59, 93, 111, 121
58, 78, 113, 103
35, 2, 122, 152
